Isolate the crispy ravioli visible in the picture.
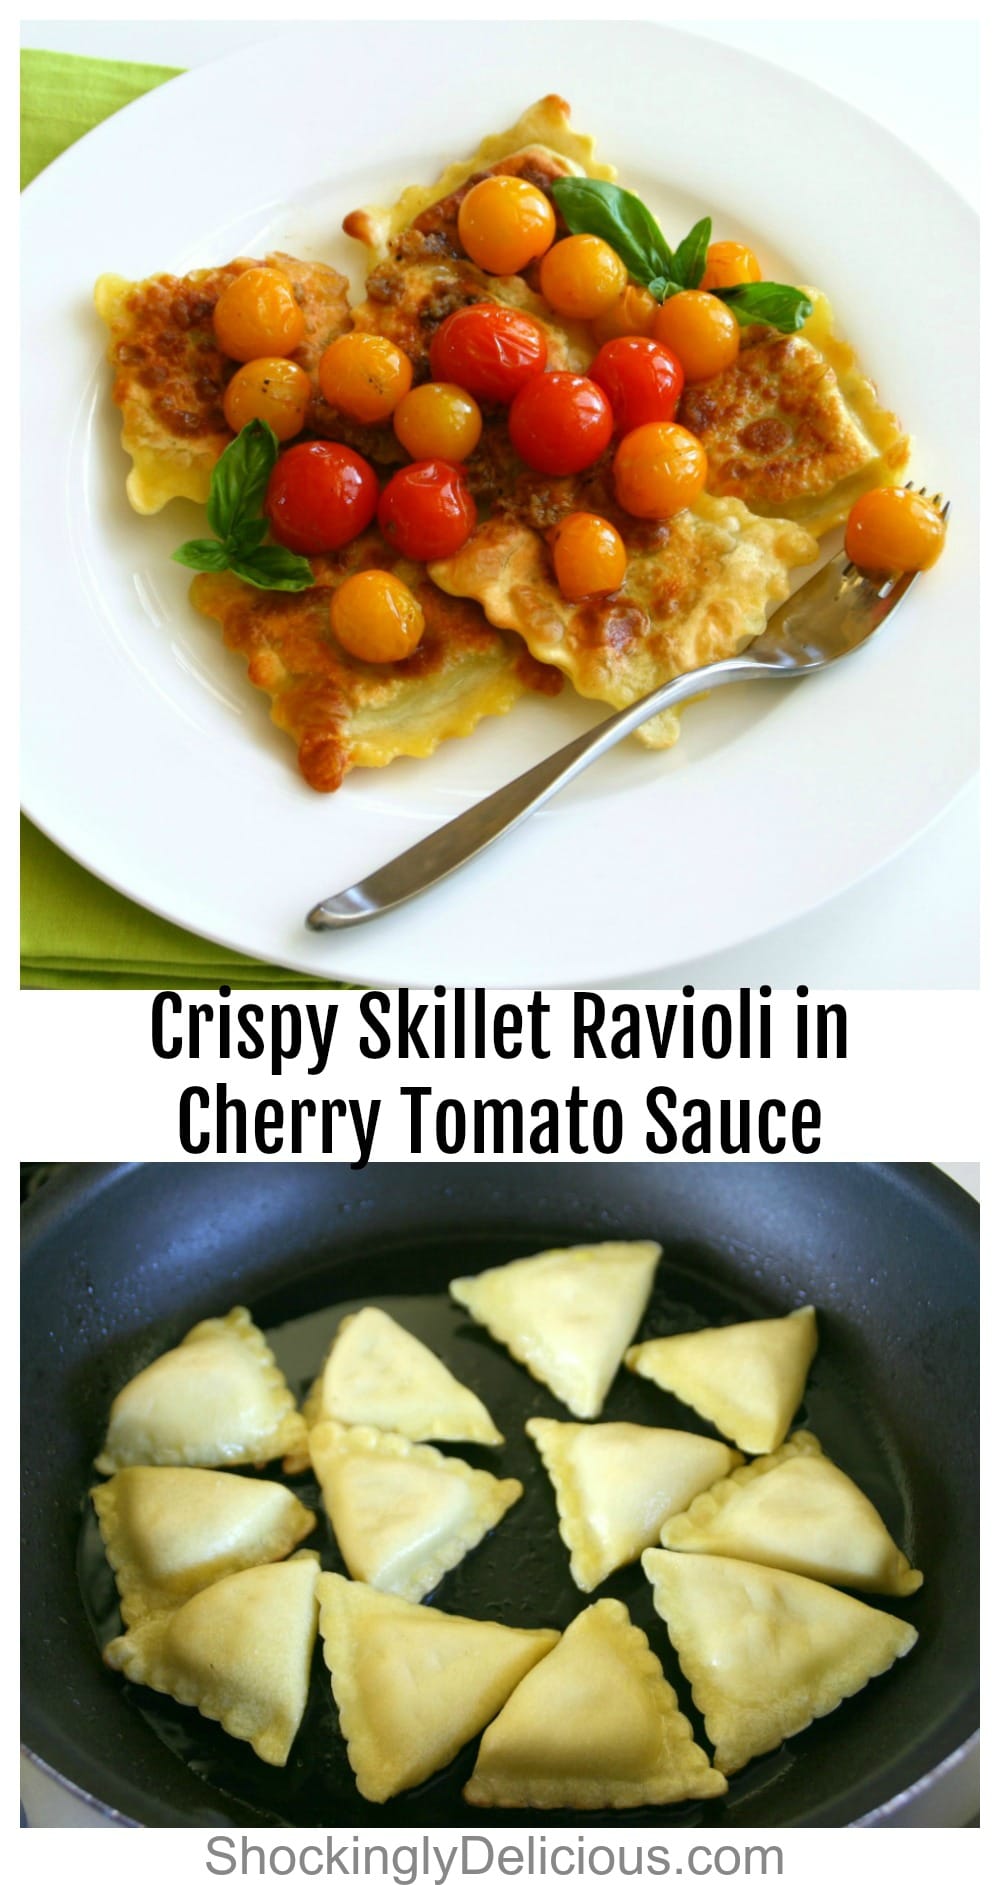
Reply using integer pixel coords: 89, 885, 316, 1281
190, 531, 561, 793
679, 295, 909, 535
431, 493, 817, 747
95, 252, 352, 513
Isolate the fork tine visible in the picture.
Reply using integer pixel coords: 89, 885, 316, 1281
941, 498, 951, 521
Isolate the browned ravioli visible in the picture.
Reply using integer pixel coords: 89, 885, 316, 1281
95, 252, 353, 513
190, 532, 561, 793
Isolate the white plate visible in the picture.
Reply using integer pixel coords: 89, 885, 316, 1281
21, 21, 978, 986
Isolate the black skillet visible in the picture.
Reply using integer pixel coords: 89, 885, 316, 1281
21, 1162, 978, 1829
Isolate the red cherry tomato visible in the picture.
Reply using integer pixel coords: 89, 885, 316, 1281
377, 459, 477, 561
588, 337, 685, 434
264, 441, 378, 555
428, 303, 548, 404
507, 372, 613, 476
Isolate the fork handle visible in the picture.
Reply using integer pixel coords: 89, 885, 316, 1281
306, 656, 756, 930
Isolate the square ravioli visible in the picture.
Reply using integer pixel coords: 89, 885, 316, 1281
309, 1419, 521, 1603
95, 1305, 307, 1473
464, 1598, 726, 1809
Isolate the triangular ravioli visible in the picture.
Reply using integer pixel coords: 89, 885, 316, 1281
92, 1466, 316, 1628
95, 1306, 308, 1473
660, 1431, 922, 1596
104, 1552, 320, 1767
527, 1419, 740, 1591
464, 1598, 726, 1809
316, 1572, 558, 1801
289, 1306, 502, 1467
450, 1241, 661, 1419
642, 1548, 917, 1775
310, 1420, 521, 1603
626, 1305, 817, 1453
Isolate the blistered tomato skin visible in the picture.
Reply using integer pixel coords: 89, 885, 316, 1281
551, 512, 627, 602
508, 373, 613, 477
318, 334, 413, 423
330, 569, 426, 663
613, 422, 708, 519
589, 338, 685, 434
590, 283, 659, 345
700, 241, 762, 291
212, 267, 306, 363
428, 305, 548, 404
845, 487, 946, 573
222, 357, 311, 441
652, 291, 741, 382
264, 442, 379, 556
393, 382, 483, 463
457, 175, 556, 275
377, 460, 478, 561
539, 235, 628, 320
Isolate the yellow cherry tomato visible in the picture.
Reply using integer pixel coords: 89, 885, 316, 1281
222, 357, 311, 441
613, 422, 708, 519
318, 334, 413, 424
329, 569, 425, 663
393, 381, 483, 462
539, 234, 629, 321
652, 291, 741, 382
212, 267, 305, 363
700, 241, 762, 291
551, 512, 627, 601
590, 283, 659, 346
457, 175, 556, 275
845, 487, 947, 573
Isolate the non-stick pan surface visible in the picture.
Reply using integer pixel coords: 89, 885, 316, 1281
21, 1163, 978, 1829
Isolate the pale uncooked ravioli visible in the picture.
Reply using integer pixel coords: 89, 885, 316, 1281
450, 1241, 662, 1420
431, 497, 818, 749
626, 1304, 818, 1453
464, 1597, 727, 1809
104, 1552, 321, 1767
91, 1466, 316, 1628
309, 1419, 521, 1603
288, 1304, 503, 1467
660, 1430, 922, 1596
95, 1306, 308, 1473
527, 1418, 740, 1591
316, 1572, 558, 1802
642, 1547, 917, 1775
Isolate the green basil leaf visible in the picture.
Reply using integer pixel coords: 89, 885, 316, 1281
207, 419, 279, 539
228, 545, 316, 592
171, 538, 232, 573
715, 283, 814, 332
551, 177, 674, 290
226, 515, 269, 557
672, 215, 712, 290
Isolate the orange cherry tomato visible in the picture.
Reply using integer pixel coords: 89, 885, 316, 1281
377, 459, 477, 561
392, 382, 483, 462
318, 334, 413, 423
264, 441, 378, 555
589, 337, 684, 434
428, 304, 548, 404
652, 291, 741, 382
551, 512, 627, 601
330, 570, 425, 663
613, 422, 708, 519
508, 372, 613, 476
457, 175, 556, 275
222, 357, 311, 441
212, 267, 305, 363
590, 283, 659, 345
845, 487, 947, 573
700, 241, 762, 291
539, 234, 629, 320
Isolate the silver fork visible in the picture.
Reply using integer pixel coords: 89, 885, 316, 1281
306, 488, 948, 931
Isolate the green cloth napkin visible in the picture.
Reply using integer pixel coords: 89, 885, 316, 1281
21, 49, 331, 989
